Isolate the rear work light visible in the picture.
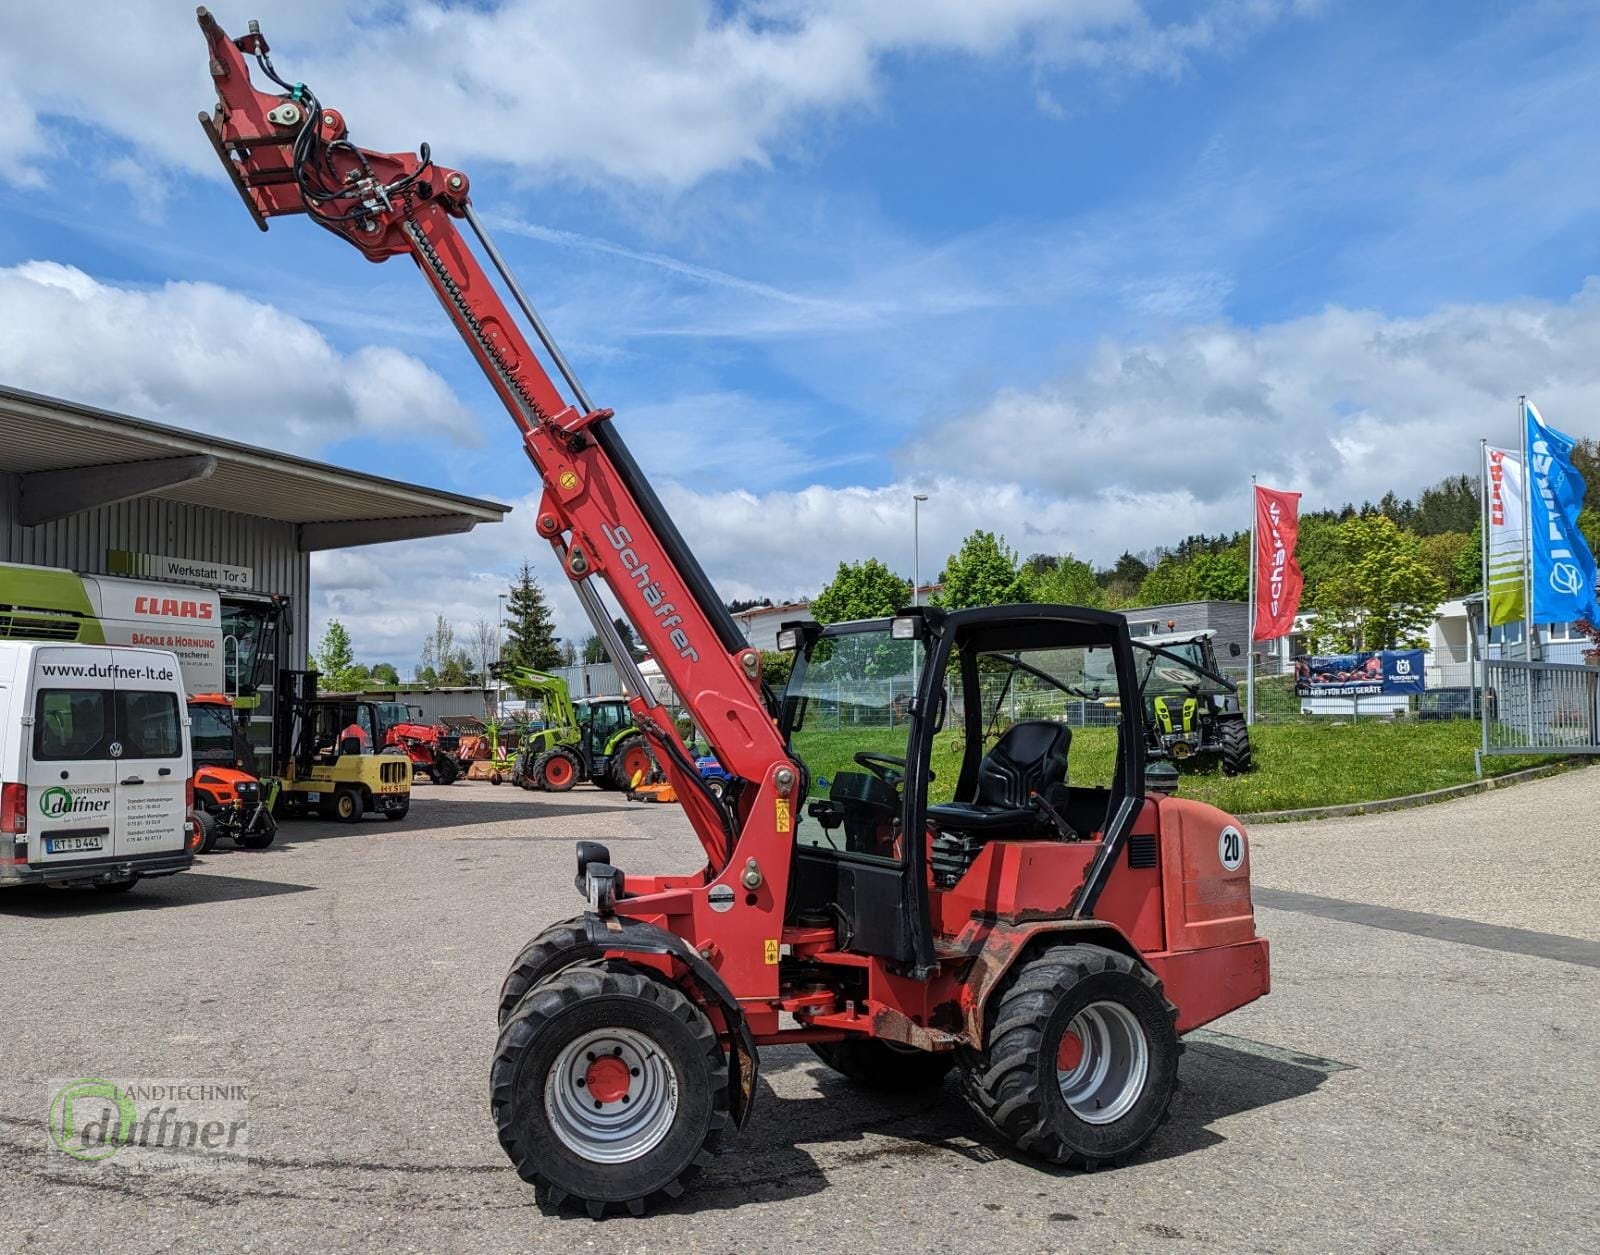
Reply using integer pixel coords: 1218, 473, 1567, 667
1, 783, 27, 835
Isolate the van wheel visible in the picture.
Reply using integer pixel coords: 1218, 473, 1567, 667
334, 787, 363, 823
94, 877, 139, 894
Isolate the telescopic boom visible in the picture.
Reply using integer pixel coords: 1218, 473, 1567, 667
195, 8, 795, 872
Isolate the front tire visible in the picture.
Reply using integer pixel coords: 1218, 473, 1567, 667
810, 1038, 954, 1091
194, 808, 219, 854
1219, 717, 1253, 776
498, 916, 604, 1026
958, 944, 1178, 1169
534, 749, 580, 793
490, 964, 729, 1217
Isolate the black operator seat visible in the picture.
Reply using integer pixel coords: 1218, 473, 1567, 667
927, 720, 1071, 837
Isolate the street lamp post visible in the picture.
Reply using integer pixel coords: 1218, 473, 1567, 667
913, 493, 929, 606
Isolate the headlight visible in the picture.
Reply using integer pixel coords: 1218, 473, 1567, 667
236, 781, 260, 800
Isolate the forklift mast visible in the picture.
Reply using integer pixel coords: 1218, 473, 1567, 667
199, 9, 790, 878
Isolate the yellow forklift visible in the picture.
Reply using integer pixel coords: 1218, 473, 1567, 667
272, 672, 412, 822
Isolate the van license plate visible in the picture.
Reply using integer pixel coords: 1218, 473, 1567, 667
46, 835, 104, 854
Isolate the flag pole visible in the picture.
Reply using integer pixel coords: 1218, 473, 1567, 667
1520, 395, 1536, 662
1478, 438, 1491, 775
1519, 395, 1537, 749
1247, 475, 1258, 725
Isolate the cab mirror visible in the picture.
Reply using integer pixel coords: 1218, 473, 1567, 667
1228, 642, 1241, 657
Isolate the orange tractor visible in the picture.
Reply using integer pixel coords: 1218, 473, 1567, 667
186, 693, 277, 851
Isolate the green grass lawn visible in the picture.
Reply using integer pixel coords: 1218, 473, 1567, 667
794, 718, 1562, 817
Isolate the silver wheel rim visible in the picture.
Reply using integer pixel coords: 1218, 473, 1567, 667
1056, 1000, 1149, 1125
544, 1026, 679, 1163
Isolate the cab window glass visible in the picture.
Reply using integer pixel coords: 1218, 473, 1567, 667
784, 629, 919, 862
34, 690, 110, 761
974, 646, 1118, 793
189, 703, 237, 758
118, 691, 183, 759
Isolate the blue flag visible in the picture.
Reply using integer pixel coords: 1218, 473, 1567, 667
1525, 401, 1600, 624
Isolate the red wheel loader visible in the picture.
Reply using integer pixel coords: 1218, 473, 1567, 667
195, 11, 1271, 1218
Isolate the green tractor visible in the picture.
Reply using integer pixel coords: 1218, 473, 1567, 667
1131, 631, 1253, 776
493, 664, 656, 792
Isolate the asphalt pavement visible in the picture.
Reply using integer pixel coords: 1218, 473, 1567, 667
1, 771, 1596, 1253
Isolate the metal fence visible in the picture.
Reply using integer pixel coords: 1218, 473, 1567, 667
1482, 658, 1600, 756
791, 673, 1125, 732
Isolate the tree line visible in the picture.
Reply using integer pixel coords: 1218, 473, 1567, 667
314, 450, 1600, 686
801, 458, 1600, 653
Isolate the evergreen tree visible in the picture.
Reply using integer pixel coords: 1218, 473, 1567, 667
1412, 475, 1480, 536
503, 562, 563, 671
582, 634, 608, 664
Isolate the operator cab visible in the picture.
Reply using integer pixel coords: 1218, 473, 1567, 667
779, 605, 1146, 971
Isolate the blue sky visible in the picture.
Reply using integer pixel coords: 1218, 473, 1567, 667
3, 0, 1599, 668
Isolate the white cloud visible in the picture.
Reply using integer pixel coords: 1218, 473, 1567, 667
0, 1, 1310, 192
312, 277, 1600, 668
0, 261, 478, 448
903, 280, 1600, 510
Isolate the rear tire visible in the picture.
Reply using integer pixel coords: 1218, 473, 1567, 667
534, 749, 580, 793
490, 964, 729, 1217
383, 801, 410, 821
431, 755, 460, 786
1219, 717, 1253, 776
497, 916, 604, 1026
809, 1039, 954, 1091
958, 944, 1178, 1169
333, 787, 363, 824
610, 735, 655, 791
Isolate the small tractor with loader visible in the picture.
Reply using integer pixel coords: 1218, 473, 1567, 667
197, 12, 1270, 1218
385, 711, 462, 785
495, 662, 655, 792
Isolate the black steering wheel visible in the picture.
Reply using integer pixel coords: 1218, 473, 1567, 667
853, 751, 906, 787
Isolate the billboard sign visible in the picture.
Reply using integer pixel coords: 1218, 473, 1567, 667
1294, 650, 1426, 697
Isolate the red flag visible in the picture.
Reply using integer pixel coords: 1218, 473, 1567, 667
1253, 486, 1302, 641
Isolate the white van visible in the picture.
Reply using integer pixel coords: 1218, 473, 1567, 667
0, 642, 197, 893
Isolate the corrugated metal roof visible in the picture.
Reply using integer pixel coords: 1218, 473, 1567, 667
0, 385, 510, 526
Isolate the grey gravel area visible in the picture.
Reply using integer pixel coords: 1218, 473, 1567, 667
1, 777, 1595, 1253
